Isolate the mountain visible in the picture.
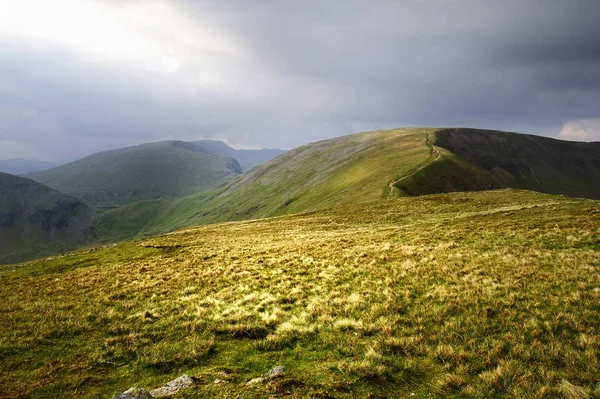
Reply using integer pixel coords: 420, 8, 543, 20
191, 140, 285, 172
0, 172, 95, 263
93, 127, 600, 241
396, 128, 600, 199
0, 159, 58, 175
24, 141, 243, 208
92, 128, 434, 239
10, 127, 600, 257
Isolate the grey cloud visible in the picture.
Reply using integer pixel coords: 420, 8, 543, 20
1, 0, 599, 160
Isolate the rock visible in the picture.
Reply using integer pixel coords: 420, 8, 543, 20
246, 377, 263, 386
246, 365, 284, 385
213, 378, 225, 384
263, 365, 284, 379
149, 374, 195, 398
113, 387, 153, 399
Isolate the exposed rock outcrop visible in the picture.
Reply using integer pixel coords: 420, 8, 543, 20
113, 387, 153, 399
149, 374, 195, 398
246, 365, 284, 385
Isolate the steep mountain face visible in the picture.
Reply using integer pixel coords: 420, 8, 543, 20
24, 141, 243, 208
395, 128, 600, 199
0, 159, 58, 175
191, 140, 285, 172
0, 173, 96, 263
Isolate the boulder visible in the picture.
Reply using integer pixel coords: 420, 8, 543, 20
149, 374, 195, 398
246, 365, 284, 385
113, 387, 153, 399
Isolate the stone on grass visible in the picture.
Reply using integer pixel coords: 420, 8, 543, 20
246, 365, 284, 385
113, 387, 153, 399
149, 374, 195, 398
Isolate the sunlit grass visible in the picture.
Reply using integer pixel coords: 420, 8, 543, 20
1, 190, 599, 398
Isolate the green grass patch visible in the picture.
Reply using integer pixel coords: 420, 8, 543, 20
1, 190, 599, 398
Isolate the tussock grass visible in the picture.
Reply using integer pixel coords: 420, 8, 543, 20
0, 190, 599, 398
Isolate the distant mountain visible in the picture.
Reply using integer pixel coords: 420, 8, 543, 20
191, 140, 285, 172
24, 141, 243, 208
0, 172, 95, 263
93, 127, 600, 242
0, 159, 58, 175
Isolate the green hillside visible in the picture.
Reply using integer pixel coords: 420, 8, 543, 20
2, 190, 599, 398
395, 128, 600, 198
93, 128, 435, 238
24, 141, 243, 208
0, 172, 95, 263
93, 127, 600, 242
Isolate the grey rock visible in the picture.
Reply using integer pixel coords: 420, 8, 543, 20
213, 378, 226, 384
246, 365, 284, 385
149, 374, 195, 398
113, 387, 153, 399
263, 365, 284, 378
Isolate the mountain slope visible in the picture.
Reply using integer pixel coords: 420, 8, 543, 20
93, 127, 600, 241
0, 172, 96, 263
0, 159, 58, 175
24, 141, 243, 208
191, 140, 285, 172
395, 128, 600, 198
93, 128, 436, 239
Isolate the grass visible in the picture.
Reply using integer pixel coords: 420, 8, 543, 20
1, 190, 599, 398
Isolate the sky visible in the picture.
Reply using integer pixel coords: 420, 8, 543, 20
0, 0, 599, 162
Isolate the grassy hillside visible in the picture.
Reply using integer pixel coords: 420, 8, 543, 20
0, 172, 95, 263
24, 141, 243, 208
397, 128, 600, 199
94, 127, 600, 242
1, 190, 599, 398
93, 128, 436, 239
191, 140, 285, 172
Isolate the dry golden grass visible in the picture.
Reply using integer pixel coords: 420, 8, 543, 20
0, 190, 599, 398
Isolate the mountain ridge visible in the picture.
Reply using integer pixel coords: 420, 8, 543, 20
92, 127, 600, 243
5, 127, 600, 263
395, 128, 600, 199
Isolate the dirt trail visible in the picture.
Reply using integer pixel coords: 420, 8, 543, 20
387, 132, 441, 199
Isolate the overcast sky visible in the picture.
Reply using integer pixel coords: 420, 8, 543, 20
1, 0, 599, 162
